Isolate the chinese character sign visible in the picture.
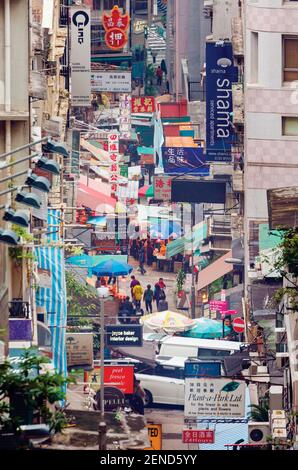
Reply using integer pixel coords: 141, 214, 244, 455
108, 133, 120, 194
119, 93, 132, 139
132, 96, 155, 114
103, 5, 130, 50
182, 429, 215, 444
184, 378, 246, 418
162, 147, 209, 175
153, 175, 172, 201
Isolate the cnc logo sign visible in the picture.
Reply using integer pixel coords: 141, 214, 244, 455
103, 5, 130, 50
72, 10, 90, 45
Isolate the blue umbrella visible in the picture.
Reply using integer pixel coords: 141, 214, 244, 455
178, 317, 231, 339
92, 259, 133, 277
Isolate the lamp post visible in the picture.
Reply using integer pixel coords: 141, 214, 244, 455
96, 286, 110, 451
190, 202, 196, 319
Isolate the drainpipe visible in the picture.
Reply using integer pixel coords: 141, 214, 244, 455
175, 0, 179, 102
4, 0, 12, 306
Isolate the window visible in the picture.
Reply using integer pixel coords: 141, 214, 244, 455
198, 348, 231, 358
282, 116, 298, 136
251, 32, 258, 83
103, 0, 125, 9
283, 36, 298, 81
155, 365, 184, 380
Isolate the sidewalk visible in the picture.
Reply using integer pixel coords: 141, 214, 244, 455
126, 256, 178, 311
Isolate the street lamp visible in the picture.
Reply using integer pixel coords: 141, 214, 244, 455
96, 285, 110, 451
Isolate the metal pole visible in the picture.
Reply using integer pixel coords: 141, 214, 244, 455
0, 152, 39, 171
0, 137, 49, 160
0, 169, 28, 184
175, 0, 179, 102
98, 296, 106, 450
191, 203, 196, 319
148, 0, 152, 28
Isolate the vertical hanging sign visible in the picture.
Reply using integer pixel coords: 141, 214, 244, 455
103, 5, 130, 50
108, 132, 120, 195
70, 7, 91, 107
119, 94, 132, 139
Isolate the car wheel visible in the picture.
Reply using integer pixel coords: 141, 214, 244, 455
144, 389, 153, 407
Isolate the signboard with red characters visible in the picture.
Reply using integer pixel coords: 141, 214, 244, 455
153, 175, 172, 201
103, 6, 130, 50
182, 429, 215, 444
132, 96, 155, 114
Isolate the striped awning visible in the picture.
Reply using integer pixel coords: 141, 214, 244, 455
117, 180, 139, 200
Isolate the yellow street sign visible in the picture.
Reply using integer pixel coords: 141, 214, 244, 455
144, 424, 162, 450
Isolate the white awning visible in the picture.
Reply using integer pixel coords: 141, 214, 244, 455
117, 180, 139, 200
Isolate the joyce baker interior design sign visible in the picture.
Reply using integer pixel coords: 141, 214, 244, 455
161, 147, 209, 175
106, 325, 143, 347
206, 42, 238, 162
184, 378, 245, 418
70, 7, 91, 107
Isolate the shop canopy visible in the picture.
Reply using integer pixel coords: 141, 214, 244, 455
77, 182, 116, 213
166, 221, 207, 258
146, 185, 154, 198
197, 250, 233, 291
137, 147, 154, 156
117, 180, 139, 200
138, 185, 150, 198
149, 219, 182, 239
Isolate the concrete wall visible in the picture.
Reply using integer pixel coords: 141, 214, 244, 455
213, 0, 239, 41
166, 0, 211, 97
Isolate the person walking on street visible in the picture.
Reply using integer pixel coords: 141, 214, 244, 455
143, 284, 154, 314
138, 243, 146, 275
146, 241, 154, 267
130, 275, 139, 297
157, 277, 166, 289
153, 283, 162, 310
156, 66, 163, 86
132, 281, 143, 310
119, 296, 134, 324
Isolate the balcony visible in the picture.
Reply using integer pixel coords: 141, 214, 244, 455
9, 300, 32, 342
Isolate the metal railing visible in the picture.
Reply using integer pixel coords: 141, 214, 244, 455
9, 300, 30, 319
188, 81, 206, 102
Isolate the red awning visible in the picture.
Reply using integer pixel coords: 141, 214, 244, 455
77, 183, 116, 212
197, 250, 233, 291
138, 185, 149, 197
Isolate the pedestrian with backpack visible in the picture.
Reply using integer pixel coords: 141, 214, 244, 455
143, 284, 154, 314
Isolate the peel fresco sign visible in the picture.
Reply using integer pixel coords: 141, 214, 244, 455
185, 378, 245, 418
205, 42, 238, 162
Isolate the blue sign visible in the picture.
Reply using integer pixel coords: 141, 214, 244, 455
206, 42, 238, 162
184, 361, 221, 378
162, 146, 209, 175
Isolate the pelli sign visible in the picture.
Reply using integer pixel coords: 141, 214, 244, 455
103, 6, 130, 50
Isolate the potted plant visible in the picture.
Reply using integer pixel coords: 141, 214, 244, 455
176, 269, 186, 296
0, 349, 74, 448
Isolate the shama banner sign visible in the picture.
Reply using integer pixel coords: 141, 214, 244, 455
205, 42, 238, 162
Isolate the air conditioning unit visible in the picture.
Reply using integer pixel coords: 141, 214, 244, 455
248, 422, 270, 444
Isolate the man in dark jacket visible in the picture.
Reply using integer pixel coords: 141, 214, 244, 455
138, 244, 146, 275
119, 296, 134, 324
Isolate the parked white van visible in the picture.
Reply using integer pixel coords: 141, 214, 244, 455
158, 336, 243, 360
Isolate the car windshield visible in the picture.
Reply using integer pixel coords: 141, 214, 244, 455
154, 365, 184, 380
198, 348, 231, 358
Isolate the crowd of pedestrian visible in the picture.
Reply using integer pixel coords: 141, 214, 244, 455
118, 276, 168, 324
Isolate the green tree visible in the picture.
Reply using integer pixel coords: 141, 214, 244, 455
248, 403, 269, 422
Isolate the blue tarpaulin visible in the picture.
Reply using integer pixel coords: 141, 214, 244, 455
35, 210, 67, 377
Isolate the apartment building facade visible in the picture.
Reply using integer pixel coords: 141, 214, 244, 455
244, 0, 298, 420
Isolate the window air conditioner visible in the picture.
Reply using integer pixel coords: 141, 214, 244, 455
248, 422, 270, 445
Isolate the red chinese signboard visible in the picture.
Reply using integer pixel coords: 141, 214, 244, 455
182, 429, 215, 444
84, 365, 134, 394
103, 6, 130, 50
108, 132, 120, 194
132, 96, 155, 114
153, 175, 172, 201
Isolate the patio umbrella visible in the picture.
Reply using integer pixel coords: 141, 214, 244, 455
140, 310, 197, 334
92, 259, 133, 277
178, 317, 231, 339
